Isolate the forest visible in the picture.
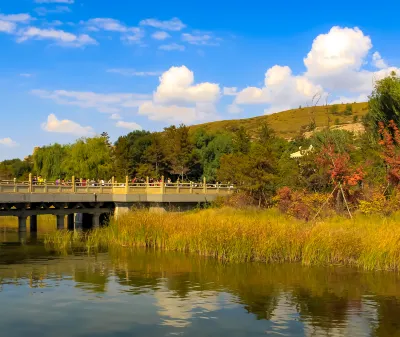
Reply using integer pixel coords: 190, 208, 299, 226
2, 72, 400, 217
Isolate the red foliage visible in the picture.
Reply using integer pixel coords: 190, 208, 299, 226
378, 120, 400, 185
316, 144, 364, 187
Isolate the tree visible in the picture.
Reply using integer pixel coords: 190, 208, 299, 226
330, 104, 339, 115
233, 126, 251, 154
369, 71, 400, 125
344, 104, 353, 115
163, 125, 193, 180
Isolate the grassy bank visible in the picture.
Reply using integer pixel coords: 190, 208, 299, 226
44, 208, 400, 271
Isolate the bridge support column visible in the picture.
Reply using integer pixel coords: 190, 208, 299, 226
114, 203, 131, 219
18, 216, 27, 232
92, 213, 100, 229
56, 215, 64, 230
74, 213, 83, 230
67, 214, 74, 230
30, 215, 38, 232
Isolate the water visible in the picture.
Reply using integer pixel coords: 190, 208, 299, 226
1, 228, 400, 336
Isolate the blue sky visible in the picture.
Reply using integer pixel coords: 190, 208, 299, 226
1, 0, 400, 160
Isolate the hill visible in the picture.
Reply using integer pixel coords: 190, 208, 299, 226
191, 102, 369, 139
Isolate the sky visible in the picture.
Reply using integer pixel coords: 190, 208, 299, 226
0, 0, 400, 160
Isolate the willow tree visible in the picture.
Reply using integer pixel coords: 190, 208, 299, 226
33, 143, 68, 179
63, 137, 113, 179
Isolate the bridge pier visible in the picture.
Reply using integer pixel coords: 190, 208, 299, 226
114, 203, 131, 219
67, 213, 74, 230
92, 213, 100, 229
56, 215, 64, 230
18, 216, 27, 232
30, 215, 38, 232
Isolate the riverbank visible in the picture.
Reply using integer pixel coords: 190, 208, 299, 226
44, 208, 400, 271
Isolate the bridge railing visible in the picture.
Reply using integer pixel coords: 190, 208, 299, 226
0, 176, 235, 195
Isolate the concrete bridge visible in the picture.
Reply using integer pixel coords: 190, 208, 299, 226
0, 175, 234, 232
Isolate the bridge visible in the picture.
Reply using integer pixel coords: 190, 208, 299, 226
0, 175, 234, 232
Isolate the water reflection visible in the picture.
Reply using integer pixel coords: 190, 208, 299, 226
1, 229, 400, 336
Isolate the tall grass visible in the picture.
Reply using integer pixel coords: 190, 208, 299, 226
44, 208, 400, 271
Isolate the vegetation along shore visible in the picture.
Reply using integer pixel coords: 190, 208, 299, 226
45, 208, 400, 271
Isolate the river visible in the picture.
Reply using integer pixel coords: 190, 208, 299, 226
1, 226, 400, 337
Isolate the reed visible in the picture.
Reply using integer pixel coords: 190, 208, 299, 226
44, 208, 400, 271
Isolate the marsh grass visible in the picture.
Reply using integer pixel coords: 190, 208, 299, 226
44, 208, 400, 271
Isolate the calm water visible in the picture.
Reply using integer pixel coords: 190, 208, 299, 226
1, 227, 400, 337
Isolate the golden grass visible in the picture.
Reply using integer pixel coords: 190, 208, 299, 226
44, 207, 400, 271
190, 102, 369, 139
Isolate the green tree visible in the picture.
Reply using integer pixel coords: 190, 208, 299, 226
233, 126, 251, 154
163, 125, 193, 180
369, 71, 400, 124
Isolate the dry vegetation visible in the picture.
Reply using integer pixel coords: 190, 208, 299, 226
45, 207, 400, 271
190, 102, 369, 139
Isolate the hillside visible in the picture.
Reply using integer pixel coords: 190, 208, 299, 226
191, 102, 369, 139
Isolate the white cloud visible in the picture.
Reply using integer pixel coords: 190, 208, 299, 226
0, 20, 16, 33
151, 31, 171, 40
107, 68, 160, 77
154, 65, 220, 104
42, 114, 94, 136
305, 27, 372, 77
137, 66, 220, 124
227, 104, 242, 114
32, 89, 151, 113
20, 73, 33, 77
35, 0, 74, 3
0, 13, 32, 23
116, 121, 142, 130
139, 17, 186, 31
235, 65, 324, 113
84, 18, 144, 44
233, 26, 400, 114
0, 138, 18, 147
110, 113, 121, 120
223, 87, 238, 96
159, 43, 185, 51
34, 6, 71, 16
86, 18, 131, 33
17, 27, 97, 47
182, 32, 219, 46
138, 101, 195, 123
372, 51, 388, 69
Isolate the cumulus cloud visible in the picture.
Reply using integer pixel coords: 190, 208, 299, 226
116, 121, 142, 130
107, 68, 160, 77
151, 31, 170, 40
42, 114, 94, 136
0, 138, 18, 147
17, 27, 97, 47
154, 66, 220, 104
235, 65, 324, 112
32, 89, 151, 113
140, 17, 186, 31
137, 66, 220, 124
372, 52, 388, 69
234, 26, 400, 114
159, 43, 185, 51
